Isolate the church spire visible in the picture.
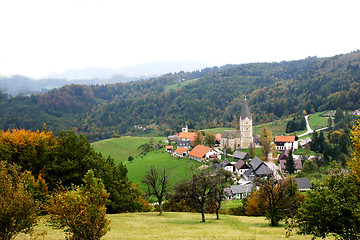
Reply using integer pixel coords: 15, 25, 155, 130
240, 97, 252, 120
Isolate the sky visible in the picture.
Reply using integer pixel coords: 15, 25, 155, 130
0, 0, 359, 78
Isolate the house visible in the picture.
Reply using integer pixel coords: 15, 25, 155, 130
223, 161, 235, 173
177, 141, 193, 149
174, 147, 189, 158
278, 149, 290, 161
354, 110, 360, 116
243, 169, 256, 181
167, 135, 179, 142
188, 145, 219, 162
295, 177, 312, 191
178, 132, 197, 142
249, 156, 273, 178
299, 137, 312, 148
224, 182, 254, 199
165, 145, 174, 153
234, 159, 250, 175
233, 151, 250, 161
274, 136, 298, 151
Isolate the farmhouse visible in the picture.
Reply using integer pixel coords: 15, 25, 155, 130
165, 145, 174, 153
224, 182, 254, 199
189, 145, 219, 162
174, 147, 189, 158
249, 156, 273, 177
295, 177, 312, 192
274, 135, 298, 151
177, 140, 192, 149
234, 159, 250, 175
233, 150, 250, 161
178, 132, 197, 142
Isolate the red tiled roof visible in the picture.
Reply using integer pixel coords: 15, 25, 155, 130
189, 145, 212, 159
165, 145, 174, 150
275, 136, 295, 143
178, 132, 197, 142
215, 133, 221, 142
175, 147, 188, 154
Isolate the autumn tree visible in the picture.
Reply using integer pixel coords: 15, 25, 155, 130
247, 177, 303, 226
0, 161, 39, 240
193, 131, 203, 146
47, 170, 110, 240
349, 120, 360, 181
204, 132, 216, 147
142, 166, 170, 215
259, 126, 273, 161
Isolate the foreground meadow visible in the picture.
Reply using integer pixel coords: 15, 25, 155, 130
16, 212, 334, 240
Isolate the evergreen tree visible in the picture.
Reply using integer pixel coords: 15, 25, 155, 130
285, 149, 296, 174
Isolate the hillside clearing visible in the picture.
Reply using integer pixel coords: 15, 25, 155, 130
16, 212, 331, 240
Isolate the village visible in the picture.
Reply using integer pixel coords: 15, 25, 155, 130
165, 99, 313, 200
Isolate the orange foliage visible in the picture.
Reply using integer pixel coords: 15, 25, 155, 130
349, 120, 360, 182
245, 190, 265, 216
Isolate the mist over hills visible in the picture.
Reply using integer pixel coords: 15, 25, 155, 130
0, 61, 210, 96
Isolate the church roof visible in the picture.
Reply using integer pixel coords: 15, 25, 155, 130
222, 130, 241, 138
240, 98, 252, 120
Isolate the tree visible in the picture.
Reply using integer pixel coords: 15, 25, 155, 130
285, 148, 296, 174
248, 142, 256, 159
128, 155, 134, 162
0, 161, 39, 240
259, 126, 273, 161
172, 170, 219, 222
193, 131, 203, 146
349, 120, 360, 182
204, 132, 216, 147
334, 108, 344, 124
208, 175, 226, 219
290, 167, 360, 240
142, 166, 170, 215
47, 170, 110, 240
249, 177, 303, 226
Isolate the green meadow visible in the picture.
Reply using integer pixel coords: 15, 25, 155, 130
16, 212, 332, 240
307, 111, 328, 130
92, 137, 201, 191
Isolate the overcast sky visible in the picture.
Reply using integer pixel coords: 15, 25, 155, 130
0, 0, 359, 78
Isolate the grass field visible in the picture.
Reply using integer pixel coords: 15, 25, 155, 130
16, 212, 332, 240
164, 78, 200, 92
92, 137, 202, 191
125, 150, 202, 191
308, 111, 328, 130
91, 136, 165, 164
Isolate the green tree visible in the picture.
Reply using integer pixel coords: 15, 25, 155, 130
259, 126, 273, 161
204, 132, 216, 146
47, 170, 110, 240
0, 161, 39, 240
290, 167, 360, 239
334, 108, 344, 124
285, 149, 296, 174
193, 131, 203, 146
248, 143, 256, 158
142, 166, 170, 215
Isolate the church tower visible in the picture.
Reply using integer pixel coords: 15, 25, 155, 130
239, 98, 253, 148
182, 123, 188, 133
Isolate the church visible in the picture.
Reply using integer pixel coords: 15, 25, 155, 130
220, 98, 253, 150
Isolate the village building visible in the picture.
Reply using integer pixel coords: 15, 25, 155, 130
220, 98, 253, 150
234, 159, 250, 175
274, 135, 298, 151
233, 150, 250, 161
165, 145, 174, 153
224, 182, 254, 200
176, 140, 193, 149
189, 145, 220, 162
174, 147, 189, 158
178, 132, 197, 142
295, 177, 313, 192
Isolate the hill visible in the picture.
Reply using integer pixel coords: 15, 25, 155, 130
1, 51, 360, 141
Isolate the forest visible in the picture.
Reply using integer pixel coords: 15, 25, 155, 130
1, 51, 360, 141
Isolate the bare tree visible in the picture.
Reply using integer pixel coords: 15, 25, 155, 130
142, 166, 170, 215
172, 169, 220, 222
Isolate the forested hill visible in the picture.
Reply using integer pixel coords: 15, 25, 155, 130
1, 51, 360, 142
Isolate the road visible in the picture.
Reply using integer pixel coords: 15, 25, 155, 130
298, 114, 328, 138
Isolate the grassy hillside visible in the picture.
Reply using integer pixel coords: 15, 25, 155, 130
92, 137, 202, 191
91, 136, 164, 164
16, 212, 330, 240
164, 78, 200, 92
308, 111, 328, 130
